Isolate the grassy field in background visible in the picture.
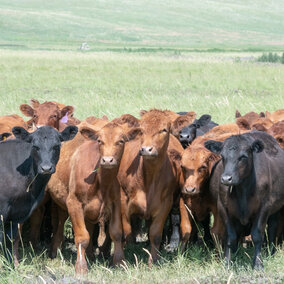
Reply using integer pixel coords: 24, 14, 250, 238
1, 50, 284, 123
0, 50, 284, 283
0, 0, 284, 51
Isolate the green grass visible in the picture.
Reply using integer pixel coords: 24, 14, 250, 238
0, 49, 284, 283
0, 0, 284, 51
1, 50, 284, 123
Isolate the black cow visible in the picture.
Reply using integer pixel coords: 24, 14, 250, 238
0, 125, 77, 262
205, 131, 284, 269
179, 114, 218, 148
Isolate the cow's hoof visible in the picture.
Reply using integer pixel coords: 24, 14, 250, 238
75, 261, 87, 275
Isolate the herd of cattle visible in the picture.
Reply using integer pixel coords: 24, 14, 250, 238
1, 99, 284, 274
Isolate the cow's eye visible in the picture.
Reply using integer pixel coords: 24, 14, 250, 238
97, 139, 103, 145
33, 114, 38, 118
33, 145, 40, 151
239, 155, 248, 161
118, 140, 125, 144
161, 128, 167, 133
198, 166, 206, 173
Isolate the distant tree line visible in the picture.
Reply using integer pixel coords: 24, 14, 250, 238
257, 52, 284, 63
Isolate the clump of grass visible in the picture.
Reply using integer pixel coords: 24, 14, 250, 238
257, 52, 284, 63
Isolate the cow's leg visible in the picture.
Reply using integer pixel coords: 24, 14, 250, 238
67, 197, 89, 274
99, 221, 112, 259
267, 212, 279, 255
121, 190, 132, 244
251, 210, 269, 270
50, 206, 68, 258
179, 197, 192, 252
148, 199, 172, 266
202, 214, 213, 245
166, 202, 180, 251
224, 218, 237, 267
29, 206, 45, 249
109, 201, 124, 266
85, 221, 95, 261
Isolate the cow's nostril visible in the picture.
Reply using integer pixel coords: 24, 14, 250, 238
148, 147, 153, 152
228, 176, 232, 181
110, 158, 113, 163
102, 158, 105, 163
187, 135, 189, 138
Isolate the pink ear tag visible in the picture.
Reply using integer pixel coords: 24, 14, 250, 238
60, 112, 69, 123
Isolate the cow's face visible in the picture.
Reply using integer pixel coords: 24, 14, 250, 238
20, 102, 74, 129
179, 124, 197, 148
81, 123, 142, 168
205, 136, 264, 186
181, 146, 218, 195
12, 126, 78, 175
139, 117, 171, 159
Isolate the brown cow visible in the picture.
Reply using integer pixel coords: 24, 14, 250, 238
179, 132, 238, 250
118, 109, 184, 266
19, 99, 77, 130
140, 109, 196, 139
48, 121, 141, 274
0, 114, 27, 137
265, 109, 284, 122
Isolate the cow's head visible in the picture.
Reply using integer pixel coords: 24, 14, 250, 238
20, 101, 74, 129
179, 115, 212, 148
204, 135, 264, 186
80, 122, 142, 168
12, 125, 78, 175
267, 121, 284, 149
181, 145, 219, 195
138, 110, 172, 159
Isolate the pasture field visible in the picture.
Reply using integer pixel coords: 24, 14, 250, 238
0, 50, 284, 283
0, 0, 284, 52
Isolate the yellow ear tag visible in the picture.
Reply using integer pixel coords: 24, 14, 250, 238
3, 136, 6, 141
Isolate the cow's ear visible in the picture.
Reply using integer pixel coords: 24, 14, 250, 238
19, 104, 34, 117
235, 110, 241, 118
0, 132, 12, 141
197, 114, 211, 127
236, 118, 250, 130
207, 153, 220, 174
80, 126, 99, 141
60, 106, 74, 118
101, 115, 108, 121
12, 127, 32, 142
30, 99, 40, 109
139, 110, 148, 117
60, 126, 78, 142
204, 140, 223, 154
251, 140, 264, 153
125, 127, 143, 141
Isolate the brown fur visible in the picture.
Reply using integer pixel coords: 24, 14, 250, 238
118, 109, 184, 266
48, 122, 141, 274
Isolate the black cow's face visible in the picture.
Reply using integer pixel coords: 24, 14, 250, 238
179, 124, 197, 148
12, 126, 78, 175
205, 136, 264, 186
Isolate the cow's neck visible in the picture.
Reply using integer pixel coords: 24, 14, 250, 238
98, 166, 119, 191
232, 167, 256, 224
142, 151, 167, 183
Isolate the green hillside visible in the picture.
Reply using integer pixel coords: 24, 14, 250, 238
0, 0, 284, 51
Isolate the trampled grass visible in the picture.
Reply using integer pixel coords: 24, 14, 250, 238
0, 49, 284, 283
